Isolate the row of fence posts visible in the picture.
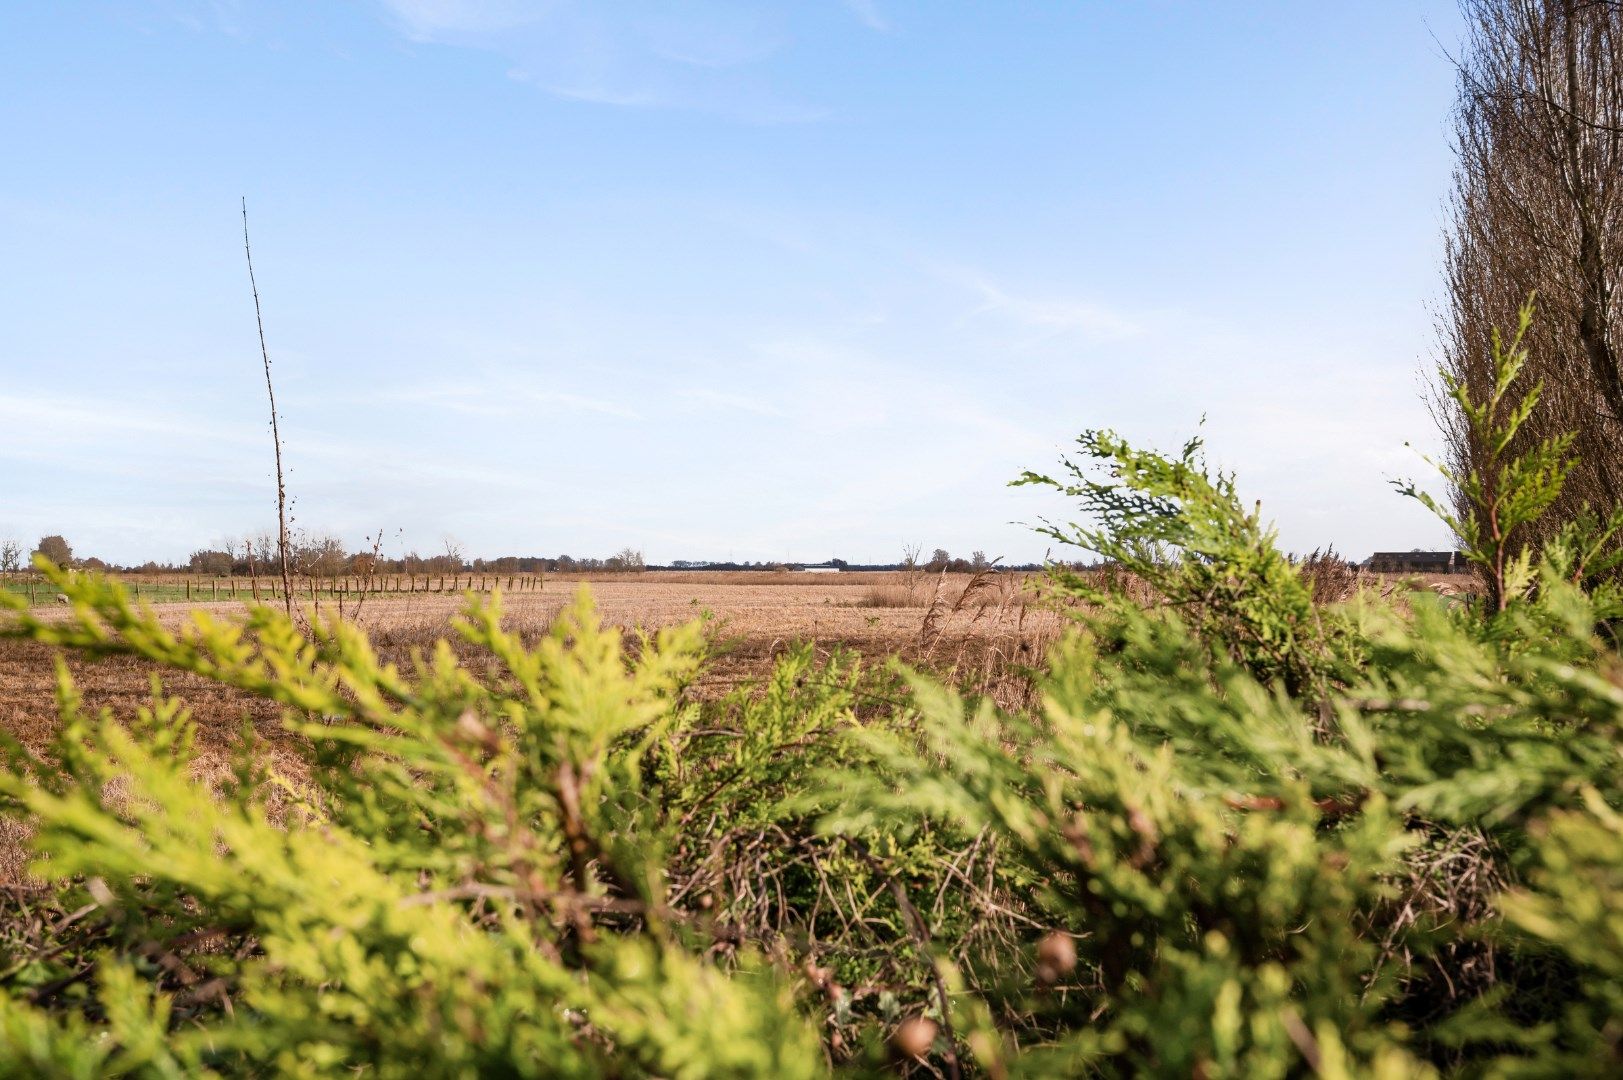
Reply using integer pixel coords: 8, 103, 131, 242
10, 574, 544, 606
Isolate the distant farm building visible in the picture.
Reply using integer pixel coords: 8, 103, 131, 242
797, 564, 843, 574
1366, 551, 1470, 574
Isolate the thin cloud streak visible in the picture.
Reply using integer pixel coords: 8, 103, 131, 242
0, 392, 258, 454
373, 0, 831, 123
385, 382, 642, 420
926, 263, 1142, 341
841, 0, 889, 33
377, 0, 544, 39
676, 387, 784, 417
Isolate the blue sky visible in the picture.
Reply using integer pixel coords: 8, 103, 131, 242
1, 1, 1464, 566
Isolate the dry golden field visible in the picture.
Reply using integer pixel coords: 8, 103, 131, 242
0, 570, 1059, 881
2, 576, 1040, 765
0, 565, 1482, 758
0, 565, 1476, 883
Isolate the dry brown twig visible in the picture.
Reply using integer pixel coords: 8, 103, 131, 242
241, 198, 295, 620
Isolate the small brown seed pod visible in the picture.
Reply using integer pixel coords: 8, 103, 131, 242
891, 1016, 939, 1060
1036, 931, 1077, 977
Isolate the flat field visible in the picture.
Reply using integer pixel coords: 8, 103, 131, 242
0, 569, 1054, 750
0, 567, 1477, 883
0, 565, 1479, 757
0, 570, 1057, 880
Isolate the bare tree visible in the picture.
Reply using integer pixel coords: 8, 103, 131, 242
243, 198, 294, 616
0, 538, 20, 574
250, 530, 279, 567
442, 536, 465, 572
1438, 0, 1623, 559
294, 531, 348, 577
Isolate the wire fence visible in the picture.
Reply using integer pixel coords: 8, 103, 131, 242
0, 572, 545, 607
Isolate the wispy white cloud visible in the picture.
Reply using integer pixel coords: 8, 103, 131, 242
292, 430, 551, 491
378, 0, 544, 39
372, 0, 828, 122
634, 8, 785, 68
151, 0, 250, 37
383, 385, 512, 417
927, 262, 1142, 341
676, 387, 783, 416
0, 392, 256, 456
840, 0, 888, 33
385, 381, 641, 420
531, 390, 641, 419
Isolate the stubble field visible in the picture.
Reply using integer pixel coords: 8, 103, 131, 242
0, 566, 1473, 884
0, 571, 1058, 879
0, 565, 1479, 759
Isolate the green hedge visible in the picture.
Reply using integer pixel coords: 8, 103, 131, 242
0, 308, 1620, 1076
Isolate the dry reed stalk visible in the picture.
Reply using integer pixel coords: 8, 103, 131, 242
1297, 547, 1363, 605
919, 563, 1001, 656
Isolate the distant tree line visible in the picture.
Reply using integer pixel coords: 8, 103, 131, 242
1, 534, 1052, 577
659, 550, 1044, 573
0, 535, 113, 575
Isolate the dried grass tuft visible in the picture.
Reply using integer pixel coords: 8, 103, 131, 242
1298, 547, 1364, 604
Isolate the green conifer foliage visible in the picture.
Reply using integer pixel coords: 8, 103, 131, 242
0, 310, 1621, 1074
